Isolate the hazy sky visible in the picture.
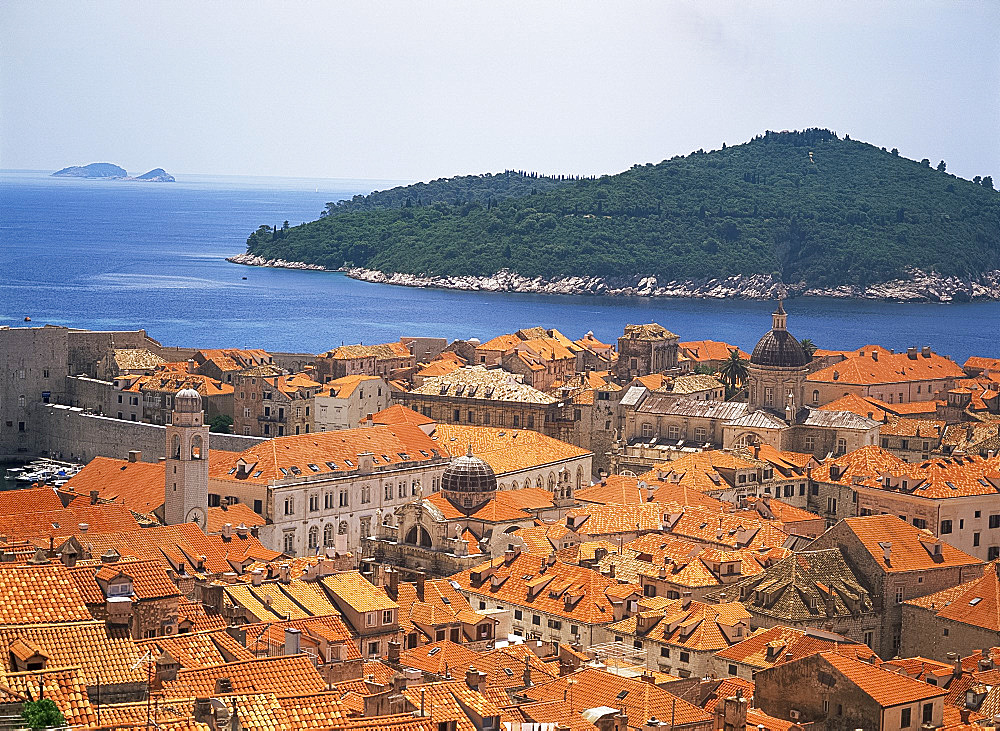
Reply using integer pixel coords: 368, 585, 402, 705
2, 1, 998, 182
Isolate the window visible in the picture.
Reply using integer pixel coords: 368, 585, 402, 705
667, 425, 680, 440
633, 640, 642, 650
977, 511, 982, 518
361, 485, 371, 504
679, 651, 690, 663
864, 631, 873, 647
660, 648, 670, 658
836, 438, 847, 455
728, 664, 738, 676
812, 390, 819, 404
382, 610, 393, 624
641, 423, 653, 438
694, 427, 707, 442
385, 484, 393, 500
975, 532, 981, 547
547, 619, 562, 630
339, 490, 349, 507
922, 704, 933, 724
513, 414, 520, 427
827, 497, 838, 514
468, 410, 475, 424
307, 526, 318, 550
309, 495, 319, 512
398, 482, 406, 499
283, 532, 295, 553
764, 387, 773, 407
990, 515, 1000, 529
453, 409, 461, 422
283, 497, 294, 516
940, 520, 953, 534
901, 708, 911, 728
811, 484, 818, 496
324, 523, 334, 547
532, 615, 540, 626
989, 546, 1000, 561
514, 610, 523, 621
368, 641, 379, 657
805, 436, 816, 452
895, 586, 904, 604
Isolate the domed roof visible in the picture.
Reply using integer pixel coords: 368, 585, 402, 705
750, 300, 810, 368
441, 446, 497, 494
174, 388, 203, 412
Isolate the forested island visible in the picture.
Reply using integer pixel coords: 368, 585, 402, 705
236, 129, 1000, 301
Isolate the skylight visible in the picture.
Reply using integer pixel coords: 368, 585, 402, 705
428, 647, 441, 656
252, 471, 262, 478
307, 463, 320, 472
325, 461, 338, 470
970, 597, 983, 606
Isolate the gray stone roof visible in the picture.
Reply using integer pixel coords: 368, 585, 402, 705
409, 366, 558, 404
634, 394, 748, 420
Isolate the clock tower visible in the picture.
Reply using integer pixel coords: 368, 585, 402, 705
164, 388, 209, 528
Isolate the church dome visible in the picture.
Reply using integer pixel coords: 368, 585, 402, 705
750, 300, 810, 368
441, 446, 497, 494
174, 388, 203, 412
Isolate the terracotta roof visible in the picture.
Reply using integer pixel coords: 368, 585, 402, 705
61, 456, 166, 515
137, 629, 257, 669
325, 341, 412, 360
209, 424, 444, 484
0, 564, 93, 624
670, 374, 725, 395
370, 404, 436, 427
606, 597, 751, 652
807, 349, 964, 387
69, 558, 180, 603
478, 334, 523, 353
715, 625, 875, 669
161, 655, 328, 697
906, 563, 1000, 631
206, 503, 266, 533
322, 571, 399, 613
679, 340, 749, 363
123, 372, 233, 397
819, 651, 947, 706
881, 418, 946, 438
0, 666, 97, 726
452, 552, 638, 625
816, 393, 890, 421
276, 691, 353, 728
665, 505, 790, 550
0, 620, 144, 686
837, 514, 983, 572
431, 424, 591, 477
575, 475, 723, 510
400, 680, 502, 731
524, 667, 709, 727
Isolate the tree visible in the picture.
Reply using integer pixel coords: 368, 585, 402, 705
937, 160, 947, 172
209, 414, 233, 434
799, 338, 817, 357
920, 158, 930, 167
718, 349, 749, 394
21, 699, 65, 730
693, 363, 716, 376
891, 148, 899, 156
983, 176, 994, 190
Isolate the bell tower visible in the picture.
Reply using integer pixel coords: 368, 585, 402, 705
164, 388, 209, 528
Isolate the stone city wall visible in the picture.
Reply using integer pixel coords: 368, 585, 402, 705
33, 403, 264, 464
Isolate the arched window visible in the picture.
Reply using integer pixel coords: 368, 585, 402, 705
510, 480, 518, 490
338, 521, 348, 535
576, 466, 583, 489
812, 390, 820, 405
307, 526, 319, 550
732, 432, 759, 450
172, 434, 181, 459
547, 473, 556, 491
404, 525, 432, 547
191, 434, 203, 460
323, 524, 334, 547
535, 477, 543, 489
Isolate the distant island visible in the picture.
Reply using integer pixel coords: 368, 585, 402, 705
52, 163, 174, 182
235, 128, 1000, 302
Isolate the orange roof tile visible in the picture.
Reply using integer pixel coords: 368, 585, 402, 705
715, 625, 875, 669
209, 424, 444, 484
431, 424, 591, 477
137, 629, 256, 669
370, 404, 436, 427
679, 340, 749, 363
61, 456, 166, 515
838, 514, 982, 573
906, 563, 1000, 631
808, 350, 964, 387
0, 564, 93, 624
206, 503, 266, 534
322, 571, 398, 613
161, 655, 328, 697
818, 651, 947, 706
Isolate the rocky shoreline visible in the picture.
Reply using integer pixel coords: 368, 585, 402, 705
226, 253, 1000, 302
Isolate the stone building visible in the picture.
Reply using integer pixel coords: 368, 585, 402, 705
746, 301, 810, 413
616, 323, 680, 382
233, 370, 321, 437
207, 424, 449, 555
118, 371, 234, 426
315, 341, 415, 382
901, 562, 1000, 661
163, 388, 209, 528
398, 366, 566, 437
807, 514, 984, 657
704, 548, 882, 651
754, 651, 947, 731
313, 375, 391, 432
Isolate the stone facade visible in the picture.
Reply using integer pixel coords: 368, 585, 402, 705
616, 324, 679, 382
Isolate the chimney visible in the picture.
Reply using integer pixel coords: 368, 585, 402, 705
385, 568, 400, 599
947, 652, 962, 677
284, 627, 301, 656
960, 709, 971, 724
128, 450, 141, 463
881, 542, 892, 565
236, 523, 248, 538
907, 347, 918, 360
250, 569, 263, 586
279, 563, 291, 584
681, 591, 692, 609
90, 490, 99, 505
221, 523, 232, 540
78, 523, 89, 534
922, 345, 932, 358
872, 351, 878, 362
388, 641, 401, 663
523, 656, 532, 687
416, 571, 426, 601
466, 666, 486, 690
187, 358, 197, 374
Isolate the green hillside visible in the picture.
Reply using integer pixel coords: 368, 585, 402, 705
245, 129, 1000, 287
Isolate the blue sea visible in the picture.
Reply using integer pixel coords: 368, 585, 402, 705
1, 170, 997, 362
